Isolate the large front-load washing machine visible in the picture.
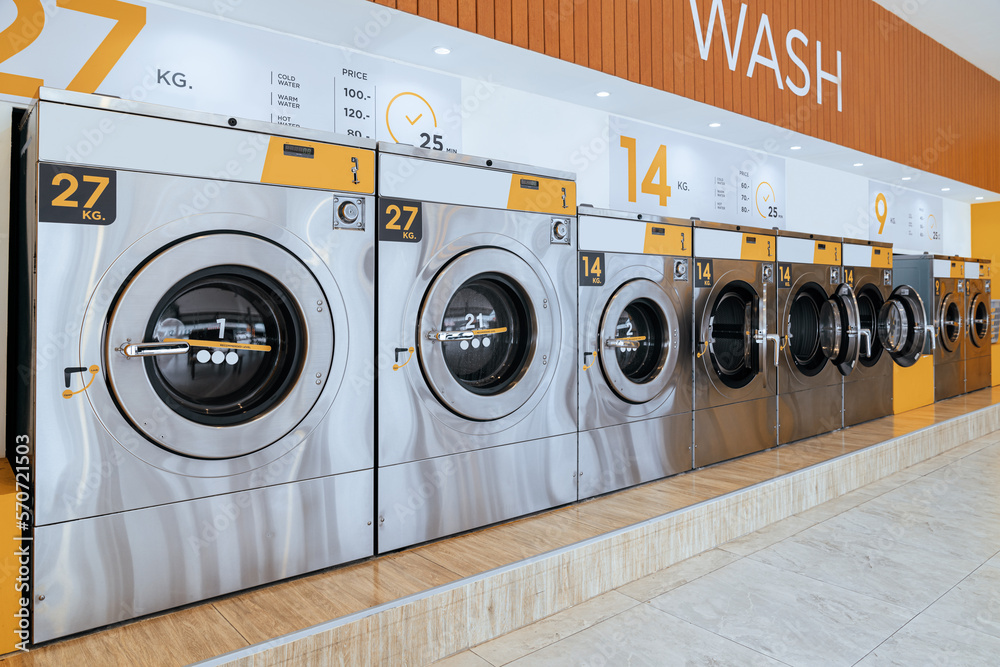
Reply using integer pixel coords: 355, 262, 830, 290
375, 144, 578, 553
13, 90, 376, 641
775, 231, 858, 444
576, 208, 692, 499
894, 254, 963, 401
964, 259, 992, 392
692, 221, 778, 468
842, 240, 927, 425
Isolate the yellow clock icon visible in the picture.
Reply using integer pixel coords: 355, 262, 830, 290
755, 181, 776, 219
385, 92, 439, 146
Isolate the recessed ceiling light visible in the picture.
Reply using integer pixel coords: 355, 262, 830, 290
433, 46, 451, 55
790, 146, 801, 150
853, 162, 864, 167
901, 177, 911, 181
976, 196, 985, 200
708, 122, 721, 128
941, 188, 951, 192
596, 91, 610, 97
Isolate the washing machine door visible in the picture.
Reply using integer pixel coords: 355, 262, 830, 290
597, 278, 678, 404
828, 283, 861, 375
418, 247, 554, 421
968, 290, 991, 348
877, 285, 927, 367
854, 283, 886, 367
937, 291, 964, 353
105, 234, 334, 459
706, 280, 762, 389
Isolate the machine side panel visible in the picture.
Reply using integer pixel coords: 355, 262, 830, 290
844, 373, 893, 426
694, 396, 777, 468
934, 359, 965, 401
777, 384, 843, 444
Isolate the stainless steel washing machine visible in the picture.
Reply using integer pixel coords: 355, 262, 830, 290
692, 221, 777, 468
964, 258, 992, 392
576, 208, 692, 499
776, 231, 858, 444
842, 240, 928, 425
375, 143, 578, 553
894, 254, 962, 401
13, 89, 376, 641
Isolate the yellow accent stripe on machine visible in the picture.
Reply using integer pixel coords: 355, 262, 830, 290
950, 260, 964, 278
740, 233, 774, 261
812, 241, 842, 266
0, 458, 18, 653
981, 263, 991, 277
871, 247, 893, 269
643, 223, 691, 256
261, 137, 374, 193
506, 174, 576, 214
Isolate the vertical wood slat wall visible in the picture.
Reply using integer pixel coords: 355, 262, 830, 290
369, 0, 1000, 194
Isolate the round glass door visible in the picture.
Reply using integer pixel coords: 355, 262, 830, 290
105, 234, 334, 459
968, 292, 990, 348
597, 279, 678, 403
877, 285, 927, 367
706, 281, 759, 389
787, 283, 832, 377
829, 283, 861, 376
938, 293, 963, 352
418, 247, 554, 421
856, 284, 885, 367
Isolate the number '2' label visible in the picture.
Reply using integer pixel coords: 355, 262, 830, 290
38, 164, 116, 225
378, 197, 422, 243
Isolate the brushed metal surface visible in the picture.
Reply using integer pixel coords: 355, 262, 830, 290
578, 413, 693, 499
846, 269, 894, 383
694, 396, 777, 468
377, 201, 577, 465
777, 262, 844, 394
778, 384, 844, 444
578, 254, 692, 431
965, 355, 992, 393
843, 374, 893, 427
935, 359, 966, 401
33, 471, 373, 642
376, 433, 578, 553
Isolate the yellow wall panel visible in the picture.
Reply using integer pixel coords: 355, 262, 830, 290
893, 355, 934, 414
971, 202, 1000, 386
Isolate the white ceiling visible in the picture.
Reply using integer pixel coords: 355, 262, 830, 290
153, 0, 1000, 202
871, 0, 1000, 80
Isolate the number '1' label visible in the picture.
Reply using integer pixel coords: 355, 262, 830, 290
38, 164, 117, 225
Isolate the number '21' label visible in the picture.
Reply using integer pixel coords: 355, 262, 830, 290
378, 198, 422, 243
38, 164, 117, 225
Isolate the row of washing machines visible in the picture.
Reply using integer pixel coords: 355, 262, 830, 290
11, 90, 989, 642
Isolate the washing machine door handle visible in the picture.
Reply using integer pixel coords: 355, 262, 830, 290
119, 341, 190, 358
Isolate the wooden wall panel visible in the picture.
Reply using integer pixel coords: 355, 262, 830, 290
377, 0, 1000, 193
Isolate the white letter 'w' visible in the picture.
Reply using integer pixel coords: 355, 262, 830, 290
690, 0, 748, 72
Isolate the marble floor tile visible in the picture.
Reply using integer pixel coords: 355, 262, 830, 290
923, 564, 1000, 639
793, 488, 876, 524
431, 650, 495, 667
505, 604, 784, 667
988, 552, 1000, 569
616, 549, 741, 602
470, 591, 637, 666
720, 516, 814, 557
855, 614, 1000, 666
649, 558, 911, 667
854, 470, 921, 498
749, 520, 982, 612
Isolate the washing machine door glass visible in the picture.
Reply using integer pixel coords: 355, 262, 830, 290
707, 280, 760, 389
419, 247, 554, 421
788, 282, 834, 377
597, 279, 678, 404
968, 291, 990, 348
855, 284, 886, 367
937, 293, 963, 353
876, 285, 927, 368
105, 234, 334, 459
828, 283, 861, 376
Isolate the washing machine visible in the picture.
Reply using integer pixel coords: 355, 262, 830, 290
775, 231, 858, 444
692, 221, 777, 468
894, 254, 962, 401
842, 240, 928, 425
964, 259, 992, 392
375, 143, 577, 553
576, 208, 692, 499
12, 89, 376, 641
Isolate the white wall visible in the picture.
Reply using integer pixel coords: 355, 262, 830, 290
783, 160, 870, 240
943, 198, 972, 257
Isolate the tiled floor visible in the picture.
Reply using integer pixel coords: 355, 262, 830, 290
435, 433, 1000, 666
